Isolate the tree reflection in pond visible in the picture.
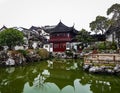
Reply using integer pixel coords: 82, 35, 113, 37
0, 59, 120, 93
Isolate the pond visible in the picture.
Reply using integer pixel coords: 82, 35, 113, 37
0, 59, 120, 93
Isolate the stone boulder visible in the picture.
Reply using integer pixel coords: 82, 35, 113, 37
114, 64, 120, 72
105, 69, 114, 74
89, 66, 99, 73
83, 64, 90, 71
7, 50, 26, 65
89, 66, 105, 73
5, 58, 15, 66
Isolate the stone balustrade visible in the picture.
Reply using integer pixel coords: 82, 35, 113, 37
83, 53, 120, 74
84, 53, 120, 65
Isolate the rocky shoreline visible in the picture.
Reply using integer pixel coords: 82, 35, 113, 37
83, 64, 120, 75
0, 48, 49, 67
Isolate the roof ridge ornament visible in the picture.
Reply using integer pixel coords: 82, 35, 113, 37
59, 19, 61, 23
72, 22, 75, 28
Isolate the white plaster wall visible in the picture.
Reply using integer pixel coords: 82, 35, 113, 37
43, 44, 50, 52
106, 34, 112, 42
49, 43, 53, 52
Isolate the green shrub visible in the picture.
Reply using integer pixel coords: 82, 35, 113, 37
111, 42, 117, 50
17, 49, 28, 56
65, 50, 73, 57
37, 48, 49, 59
98, 42, 106, 50
97, 41, 117, 50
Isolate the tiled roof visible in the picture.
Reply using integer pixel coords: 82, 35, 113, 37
0, 26, 7, 31
29, 26, 41, 31
43, 21, 78, 34
51, 21, 78, 34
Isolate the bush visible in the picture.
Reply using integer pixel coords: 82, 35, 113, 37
111, 42, 117, 50
17, 49, 28, 56
37, 48, 49, 59
65, 50, 73, 57
97, 41, 117, 50
98, 42, 106, 50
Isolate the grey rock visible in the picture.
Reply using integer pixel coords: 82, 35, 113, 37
89, 66, 99, 73
83, 65, 90, 70
5, 58, 15, 66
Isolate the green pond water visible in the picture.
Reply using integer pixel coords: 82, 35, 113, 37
0, 59, 120, 93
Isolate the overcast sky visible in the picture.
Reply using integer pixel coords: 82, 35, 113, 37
0, 0, 119, 31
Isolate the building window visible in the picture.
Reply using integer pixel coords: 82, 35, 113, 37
54, 44, 59, 48
67, 33, 69, 37
50, 43, 53, 48
66, 43, 70, 48
45, 45, 48, 48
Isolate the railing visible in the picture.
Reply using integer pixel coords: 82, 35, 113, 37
84, 53, 120, 65
49, 37, 71, 42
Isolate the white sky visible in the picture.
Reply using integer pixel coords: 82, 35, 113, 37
0, 0, 120, 31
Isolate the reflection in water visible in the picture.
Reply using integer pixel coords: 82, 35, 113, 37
33, 74, 46, 87
42, 69, 50, 77
66, 62, 78, 70
60, 85, 74, 93
23, 72, 60, 93
74, 79, 92, 93
0, 59, 120, 93
23, 82, 60, 93
23, 77, 92, 93
6, 67, 15, 73
47, 60, 53, 69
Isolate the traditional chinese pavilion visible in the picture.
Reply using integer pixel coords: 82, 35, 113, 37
49, 21, 78, 52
